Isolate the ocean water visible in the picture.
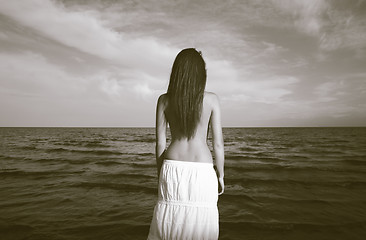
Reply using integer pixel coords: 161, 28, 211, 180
0, 127, 365, 240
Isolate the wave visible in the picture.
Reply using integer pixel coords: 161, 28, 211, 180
45, 148, 122, 155
225, 154, 283, 162
139, 152, 154, 156
225, 162, 366, 173
107, 172, 156, 180
277, 142, 298, 148
80, 149, 121, 155
72, 182, 156, 195
95, 160, 121, 166
225, 177, 366, 188
225, 163, 284, 171
124, 138, 155, 143
82, 142, 112, 148
338, 159, 366, 165
219, 220, 366, 231
0, 155, 27, 161
34, 158, 62, 163
242, 195, 357, 206
283, 155, 310, 160
300, 148, 348, 155
0, 170, 85, 178
32, 157, 154, 166
62, 222, 149, 239
0, 222, 34, 237
18, 146, 38, 150
239, 146, 259, 152
130, 163, 156, 168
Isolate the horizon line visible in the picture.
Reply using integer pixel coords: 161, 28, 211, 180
1, 126, 365, 128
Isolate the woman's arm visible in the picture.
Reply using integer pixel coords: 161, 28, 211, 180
210, 93, 225, 195
155, 94, 167, 178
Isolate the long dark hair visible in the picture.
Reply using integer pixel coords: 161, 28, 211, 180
167, 48, 207, 139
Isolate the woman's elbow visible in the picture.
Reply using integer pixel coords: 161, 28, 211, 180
156, 140, 166, 148
214, 142, 224, 151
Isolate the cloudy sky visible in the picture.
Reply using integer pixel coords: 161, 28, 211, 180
0, 0, 365, 127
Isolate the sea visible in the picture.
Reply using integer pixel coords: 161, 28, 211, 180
0, 127, 365, 240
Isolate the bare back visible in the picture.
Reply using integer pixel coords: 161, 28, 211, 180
158, 91, 218, 163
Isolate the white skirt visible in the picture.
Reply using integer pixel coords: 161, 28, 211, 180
147, 159, 219, 240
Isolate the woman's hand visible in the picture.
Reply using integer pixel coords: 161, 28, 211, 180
218, 177, 224, 195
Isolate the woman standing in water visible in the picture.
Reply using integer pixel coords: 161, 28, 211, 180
148, 48, 225, 240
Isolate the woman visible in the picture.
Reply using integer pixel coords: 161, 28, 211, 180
148, 48, 225, 240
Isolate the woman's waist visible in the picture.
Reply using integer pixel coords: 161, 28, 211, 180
164, 142, 212, 162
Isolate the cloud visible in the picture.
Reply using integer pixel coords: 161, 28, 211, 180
0, 0, 177, 70
314, 74, 366, 104
95, 70, 162, 101
0, 31, 9, 40
269, 0, 366, 52
0, 50, 160, 126
270, 0, 328, 35
1, 0, 118, 57
239, 76, 300, 104
207, 60, 300, 105
314, 81, 341, 103
99, 77, 122, 96
320, 9, 366, 51
133, 83, 155, 99
0, 51, 84, 98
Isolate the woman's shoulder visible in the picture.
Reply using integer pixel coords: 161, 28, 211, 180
204, 91, 220, 104
157, 93, 168, 107
157, 93, 168, 101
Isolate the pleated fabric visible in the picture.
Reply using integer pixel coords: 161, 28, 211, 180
147, 159, 219, 240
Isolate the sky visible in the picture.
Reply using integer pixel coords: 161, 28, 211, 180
0, 0, 365, 127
